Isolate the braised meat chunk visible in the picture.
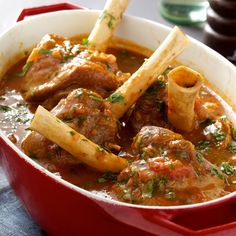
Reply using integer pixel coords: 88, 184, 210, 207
113, 126, 226, 205
22, 89, 118, 165
21, 34, 129, 106
129, 76, 169, 132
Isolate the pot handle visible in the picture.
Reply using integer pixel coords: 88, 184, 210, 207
17, 2, 87, 22
141, 200, 236, 235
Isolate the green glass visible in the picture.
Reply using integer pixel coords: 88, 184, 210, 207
159, 0, 209, 25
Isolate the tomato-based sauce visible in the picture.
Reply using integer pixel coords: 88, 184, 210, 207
0, 35, 236, 206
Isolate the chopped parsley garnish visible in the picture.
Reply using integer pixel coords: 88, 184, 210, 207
89, 95, 103, 102
232, 126, 236, 141
17, 61, 33, 77
196, 140, 210, 150
221, 162, 235, 176
62, 54, 74, 61
213, 129, 226, 142
81, 38, 89, 46
1, 103, 31, 124
99, 10, 116, 28
165, 191, 176, 200
142, 179, 154, 198
211, 166, 225, 180
156, 178, 168, 192
104, 61, 112, 70
146, 79, 166, 95
97, 172, 117, 183
228, 143, 236, 153
107, 92, 124, 103
169, 163, 175, 170
196, 152, 204, 163
0, 105, 11, 112
38, 48, 52, 55
201, 118, 214, 127
175, 150, 189, 160
136, 136, 142, 155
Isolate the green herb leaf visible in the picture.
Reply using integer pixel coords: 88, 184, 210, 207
81, 38, 89, 46
165, 191, 176, 200
232, 127, 236, 141
17, 61, 33, 77
175, 150, 189, 160
97, 172, 117, 183
221, 162, 235, 175
107, 92, 124, 103
38, 48, 52, 55
228, 143, 236, 153
213, 129, 226, 142
156, 177, 168, 192
62, 54, 74, 61
196, 152, 204, 163
89, 95, 103, 102
169, 163, 175, 170
146, 79, 166, 95
211, 166, 225, 180
0, 105, 11, 112
196, 140, 210, 150
142, 179, 154, 198
136, 136, 143, 155
99, 10, 115, 29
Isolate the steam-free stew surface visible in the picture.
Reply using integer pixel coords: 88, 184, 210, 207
0, 36, 236, 206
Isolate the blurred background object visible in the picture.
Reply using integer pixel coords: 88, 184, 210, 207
159, 0, 209, 25
204, 0, 236, 65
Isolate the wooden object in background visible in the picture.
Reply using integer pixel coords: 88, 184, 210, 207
204, 0, 236, 64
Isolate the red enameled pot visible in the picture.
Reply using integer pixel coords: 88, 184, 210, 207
0, 3, 236, 236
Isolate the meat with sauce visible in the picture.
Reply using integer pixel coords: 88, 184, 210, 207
113, 126, 227, 205
22, 88, 118, 165
129, 76, 169, 132
21, 34, 129, 108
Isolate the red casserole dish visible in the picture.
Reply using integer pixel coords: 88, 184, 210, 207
0, 3, 236, 235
